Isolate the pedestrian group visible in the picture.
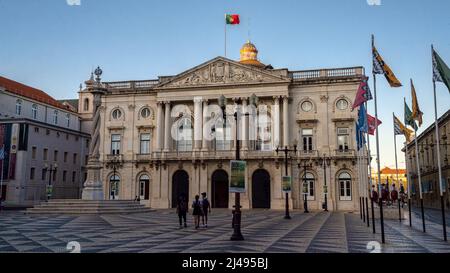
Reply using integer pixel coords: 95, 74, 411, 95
176, 192, 211, 229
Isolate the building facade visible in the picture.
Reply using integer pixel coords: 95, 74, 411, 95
81, 42, 367, 211
371, 167, 408, 191
0, 76, 90, 207
406, 109, 450, 209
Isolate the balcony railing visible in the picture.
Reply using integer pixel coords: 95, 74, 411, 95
297, 150, 319, 159
104, 80, 159, 91
135, 153, 152, 162
333, 149, 355, 157
106, 154, 123, 162
289, 67, 363, 82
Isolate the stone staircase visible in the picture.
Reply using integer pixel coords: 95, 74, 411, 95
26, 200, 154, 215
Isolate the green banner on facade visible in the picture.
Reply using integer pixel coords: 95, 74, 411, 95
230, 160, 246, 193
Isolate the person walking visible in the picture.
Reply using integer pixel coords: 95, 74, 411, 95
201, 192, 211, 228
192, 195, 202, 229
176, 195, 188, 228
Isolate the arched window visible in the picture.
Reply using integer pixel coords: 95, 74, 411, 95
174, 117, 193, 152
250, 107, 272, 151
16, 99, 22, 115
83, 98, 89, 111
109, 174, 120, 200
339, 172, 352, 201
302, 172, 315, 201
213, 116, 231, 151
31, 104, 38, 119
139, 174, 150, 201
53, 110, 58, 125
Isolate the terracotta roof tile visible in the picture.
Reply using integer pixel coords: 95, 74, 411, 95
0, 76, 75, 113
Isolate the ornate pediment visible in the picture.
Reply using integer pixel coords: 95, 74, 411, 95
157, 57, 290, 89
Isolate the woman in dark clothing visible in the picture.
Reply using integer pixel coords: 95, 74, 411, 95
176, 195, 188, 228
192, 195, 203, 229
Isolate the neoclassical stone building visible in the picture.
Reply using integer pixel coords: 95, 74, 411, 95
80, 42, 366, 211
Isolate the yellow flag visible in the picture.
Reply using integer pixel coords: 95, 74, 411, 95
410, 79, 423, 127
372, 46, 402, 87
394, 115, 414, 143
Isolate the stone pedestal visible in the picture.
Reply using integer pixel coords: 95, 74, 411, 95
82, 158, 104, 200
372, 206, 406, 220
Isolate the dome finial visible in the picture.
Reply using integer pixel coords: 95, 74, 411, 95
239, 41, 265, 68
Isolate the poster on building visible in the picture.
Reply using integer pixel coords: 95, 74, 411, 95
46, 185, 53, 198
230, 160, 246, 193
282, 176, 292, 193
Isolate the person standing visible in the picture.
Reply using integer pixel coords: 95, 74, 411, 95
176, 195, 188, 228
192, 195, 202, 229
201, 192, 211, 228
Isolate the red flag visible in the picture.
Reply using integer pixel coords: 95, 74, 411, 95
367, 114, 382, 135
352, 76, 373, 111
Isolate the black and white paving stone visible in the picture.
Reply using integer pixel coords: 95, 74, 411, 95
0, 209, 449, 253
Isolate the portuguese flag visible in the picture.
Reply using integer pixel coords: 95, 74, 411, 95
225, 14, 240, 25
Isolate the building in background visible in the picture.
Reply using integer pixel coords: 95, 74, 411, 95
371, 166, 408, 191
406, 109, 450, 209
80, 41, 367, 211
0, 76, 90, 207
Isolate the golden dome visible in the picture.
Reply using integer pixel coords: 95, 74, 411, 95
239, 41, 265, 68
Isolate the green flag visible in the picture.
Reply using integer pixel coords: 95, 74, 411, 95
433, 47, 450, 93
404, 101, 418, 131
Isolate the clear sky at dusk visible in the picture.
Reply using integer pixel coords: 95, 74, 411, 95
1, 0, 449, 170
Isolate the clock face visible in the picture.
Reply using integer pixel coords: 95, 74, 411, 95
301, 101, 313, 112
336, 99, 348, 110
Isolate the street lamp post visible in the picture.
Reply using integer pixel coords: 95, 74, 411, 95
276, 145, 297, 219
109, 155, 121, 200
219, 94, 257, 241
302, 160, 311, 213
44, 163, 58, 201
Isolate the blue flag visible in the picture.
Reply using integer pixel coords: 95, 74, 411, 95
0, 147, 5, 160
358, 104, 368, 133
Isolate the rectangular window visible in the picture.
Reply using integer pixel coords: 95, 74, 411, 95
337, 128, 349, 151
63, 171, 67, 182
85, 155, 89, 165
339, 180, 352, 201
34, 127, 39, 133
53, 170, 57, 182
72, 171, 76, 183
73, 153, 78, 164
30, 168, 35, 180
302, 129, 313, 152
32, 147, 37, 159
54, 150, 58, 162
111, 134, 121, 155
42, 169, 47, 181
43, 148, 48, 161
46, 129, 50, 135
140, 133, 151, 154
64, 152, 68, 163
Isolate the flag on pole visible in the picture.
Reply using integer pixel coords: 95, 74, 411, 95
352, 76, 373, 110
358, 104, 368, 133
394, 114, 414, 143
410, 79, 423, 127
367, 114, 382, 135
432, 46, 450, 92
404, 101, 418, 131
356, 122, 366, 151
372, 45, 402, 87
225, 14, 240, 25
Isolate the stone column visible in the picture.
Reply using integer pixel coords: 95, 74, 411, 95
163, 101, 171, 152
273, 96, 281, 149
283, 96, 289, 147
241, 98, 248, 150
82, 78, 106, 200
202, 100, 209, 151
194, 97, 203, 151
156, 102, 164, 151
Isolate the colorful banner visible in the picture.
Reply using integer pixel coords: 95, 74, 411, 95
282, 176, 292, 193
230, 160, 246, 193
0, 124, 12, 180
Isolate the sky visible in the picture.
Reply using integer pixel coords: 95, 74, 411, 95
0, 0, 449, 170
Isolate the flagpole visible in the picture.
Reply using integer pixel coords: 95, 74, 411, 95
432, 45, 447, 241
366, 102, 376, 233
224, 14, 227, 58
361, 148, 366, 223
365, 141, 370, 228
405, 141, 412, 227
393, 113, 402, 222
372, 34, 385, 243
411, 96, 426, 232
357, 125, 363, 220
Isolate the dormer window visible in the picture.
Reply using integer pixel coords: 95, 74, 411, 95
53, 110, 58, 125
31, 104, 38, 119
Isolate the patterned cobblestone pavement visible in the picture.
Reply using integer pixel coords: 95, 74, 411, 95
0, 209, 449, 253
